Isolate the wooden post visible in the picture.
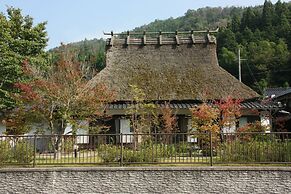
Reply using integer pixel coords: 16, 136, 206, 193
143, 31, 147, 45
206, 29, 211, 44
175, 30, 180, 45
159, 31, 162, 45
109, 31, 114, 46
126, 31, 130, 46
191, 30, 195, 44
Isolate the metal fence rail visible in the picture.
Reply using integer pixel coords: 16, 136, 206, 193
0, 132, 290, 166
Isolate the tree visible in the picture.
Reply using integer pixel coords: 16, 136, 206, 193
217, 28, 238, 53
262, 0, 275, 28
218, 47, 237, 77
0, 7, 48, 110
215, 96, 241, 132
126, 85, 158, 149
190, 103, 220, 155
190, 97, 241, 154
190, 103, 220, 134
240, 8, 257, 31
230, 14, 241, 32
160, 102, 177, 144
12, 55, 113, 158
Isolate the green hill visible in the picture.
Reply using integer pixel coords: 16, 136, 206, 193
50, 1, 291, 93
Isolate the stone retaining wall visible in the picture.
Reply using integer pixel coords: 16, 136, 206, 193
0, 166, 290, 193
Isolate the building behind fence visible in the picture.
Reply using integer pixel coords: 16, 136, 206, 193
0, 132, 290, 166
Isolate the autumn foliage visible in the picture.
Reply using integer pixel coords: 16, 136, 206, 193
11, 56, 113, 135
190, 103, 220, 133
160, 102, 177, 134
190, 96, 242, 134
215, 96, 241, 129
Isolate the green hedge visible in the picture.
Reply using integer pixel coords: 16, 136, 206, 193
218, 140, 291, 163
13, 140, 34, 163
0, 140, 34, 165
97, 143, 182, 163
0, 140, 12, 164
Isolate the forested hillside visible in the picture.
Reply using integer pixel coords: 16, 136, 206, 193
217, 0, 291, 93
49, 38, 106, 79
51, 0, 291, 94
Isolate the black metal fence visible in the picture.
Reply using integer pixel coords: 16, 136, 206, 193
0, 132, 290, 166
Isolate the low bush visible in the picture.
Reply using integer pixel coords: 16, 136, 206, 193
98, 142, 180, 163
13, 140, 34, 163
63, 137, 75, 153
98, 144, 120, 163
218, 139, 291, 163
0, 140, 11, 164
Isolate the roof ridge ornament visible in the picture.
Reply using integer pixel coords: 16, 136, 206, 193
104, 28, 219, 46
104, 28, 219, 36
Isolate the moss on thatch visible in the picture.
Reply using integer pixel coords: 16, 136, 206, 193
88, 35, 258, 101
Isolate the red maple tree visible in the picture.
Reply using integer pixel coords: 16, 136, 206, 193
10, 56, 113, 158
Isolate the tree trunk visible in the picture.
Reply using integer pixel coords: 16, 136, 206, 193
51, 119, 66, 160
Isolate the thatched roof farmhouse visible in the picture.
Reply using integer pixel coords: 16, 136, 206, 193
88, 31, 279, 134
89, 31, 258, 101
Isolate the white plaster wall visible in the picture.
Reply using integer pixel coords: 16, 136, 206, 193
222, 122, 236, 133
0, 123, 6, 135
260, 111, 271, 132
64, 121, 89, 144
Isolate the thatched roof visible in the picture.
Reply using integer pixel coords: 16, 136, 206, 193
89, 32, 258, 101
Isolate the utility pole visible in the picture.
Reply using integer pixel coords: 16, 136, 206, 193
238, 48, 246, 82
238, 48, 241, 82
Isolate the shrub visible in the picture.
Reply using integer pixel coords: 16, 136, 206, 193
218, 139, 291, 163
13, 140, 34, 163
63, 137, 75, 153
98, 143, 179, 163
98, 144, 120, 163
176, 142, 189, 154
0, 140, 11, 164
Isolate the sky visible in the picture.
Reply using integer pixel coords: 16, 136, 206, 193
0, 0, 289, 49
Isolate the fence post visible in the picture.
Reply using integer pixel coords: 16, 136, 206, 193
120, 133, 123, 166
33, 134, 37, 167
209, 131, 213, 166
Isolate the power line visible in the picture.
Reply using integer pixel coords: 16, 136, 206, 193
238, 48, 246, 82
245, 62, 264, 94
242, 68, 291, 76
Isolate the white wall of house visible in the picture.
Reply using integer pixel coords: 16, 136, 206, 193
0, 123, 6, 135
64, 121, 89, 144
119, 119, 133, 143
187, 118, 197, 143
260, 111, 271, 132
222, 123, 236, 133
